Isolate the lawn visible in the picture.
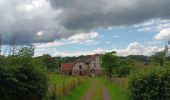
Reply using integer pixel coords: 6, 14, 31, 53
102, 78, 131, 100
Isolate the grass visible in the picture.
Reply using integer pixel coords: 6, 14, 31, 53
59, 79, 90, 100
48, 73, 76, 85
48, 73, 78, 95
47, 72, 88, 99
91, 78, 103, 100
101, 78, 131, 100
47, 73, 131, 100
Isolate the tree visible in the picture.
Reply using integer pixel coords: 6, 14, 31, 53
18, 44, 35, 57
0, 55, 48, 100
39, 54, 61, 70
101, 51, 119, 78
151, 52, 165, 66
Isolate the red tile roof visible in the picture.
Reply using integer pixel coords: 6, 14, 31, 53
61, 60, 82, 71
61, 63, 73, 71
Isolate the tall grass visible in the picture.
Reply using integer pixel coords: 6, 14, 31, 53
101, 78, 130, 100
59, 79, 90, 100
47, 73, 88, 99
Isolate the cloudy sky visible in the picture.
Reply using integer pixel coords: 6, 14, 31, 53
1, 0, 170, 56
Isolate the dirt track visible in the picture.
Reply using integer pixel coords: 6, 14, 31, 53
82, 78, 112, 100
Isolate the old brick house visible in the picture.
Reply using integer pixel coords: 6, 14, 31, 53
61, 54, 102, 76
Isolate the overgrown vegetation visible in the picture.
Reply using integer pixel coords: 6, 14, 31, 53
129, 66, 170, 100
0, 45, 48, 100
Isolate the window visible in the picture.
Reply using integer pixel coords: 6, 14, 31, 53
84, 71, 86, 74
93, 63, 96, 67
79, 65, 82, 69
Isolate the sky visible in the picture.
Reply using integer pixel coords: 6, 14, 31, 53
1, 0, 170, 57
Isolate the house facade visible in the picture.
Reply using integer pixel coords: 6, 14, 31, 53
61, 54, 102, 76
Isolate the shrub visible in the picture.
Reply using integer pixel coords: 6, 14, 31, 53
129, 67, 170, 100
0, 57, 48, 100
116, 66, 131, 77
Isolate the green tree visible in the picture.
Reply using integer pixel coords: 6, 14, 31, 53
40, 54, 61, 70
151, 52, 165, 66
18, 44, 35, 57
0, 44, 48, 100
101, 51, 119, 78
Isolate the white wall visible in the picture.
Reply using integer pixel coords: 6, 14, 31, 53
89, 56, 101, 70
72, 61, 88, 70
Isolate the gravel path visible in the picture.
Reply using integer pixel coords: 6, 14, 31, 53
102, 86, 112, 100
82, 78, 112, 100
82, 80, 95, 100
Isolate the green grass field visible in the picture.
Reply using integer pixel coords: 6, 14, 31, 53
60, 79, 90, 100
102, 78, 130, 100
47, 73, 88, 99
47, 73, 131, 100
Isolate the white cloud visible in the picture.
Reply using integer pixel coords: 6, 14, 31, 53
115, 42, 163, 56
113, 35, 120, 38
34, 42, 163, 57
136, 19, 170, 32
105, 42, 111, 44
35, 48, 106, 57
68, 32, 99, 43
154, 28, 170, 40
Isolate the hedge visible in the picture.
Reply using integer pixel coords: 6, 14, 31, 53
129, 66, 170, 100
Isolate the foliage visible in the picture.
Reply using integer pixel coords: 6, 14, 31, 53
150, 52, 166, 66
36, 54, 61, 70
129, 66, 170, 100
116, 66, 131, 77
126, 55, 149, 64
101, 51, 119, 78
18, 44, 35, 57
0, 44, 48, 100
0, 57, 48, 100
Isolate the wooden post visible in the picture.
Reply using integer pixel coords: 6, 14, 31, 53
77, 76, 80, 85
62, 79, 65, 96
73, 80, 75, 89
55, 84, 57, 100
122, 80, 124, 88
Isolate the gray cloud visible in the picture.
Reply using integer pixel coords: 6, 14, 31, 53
1, 0, 170, 44
50, 0, 170, 30
0, 0, 78, 44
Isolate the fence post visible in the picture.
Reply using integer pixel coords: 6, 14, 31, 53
73, 80, 75, 89
55, 84, 57, 100
62, 79, 65, 96
77, 76, 80, 85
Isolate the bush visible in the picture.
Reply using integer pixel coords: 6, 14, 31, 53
129, 67, 170, 100
116, 66, 131, 77
0, 57, 48, 100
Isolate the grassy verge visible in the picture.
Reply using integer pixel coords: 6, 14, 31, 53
91, 78, 103, 100
60, 79, 90, 100
48, 73, 79, 96
101, 78, 130, 100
